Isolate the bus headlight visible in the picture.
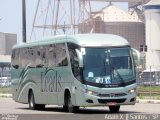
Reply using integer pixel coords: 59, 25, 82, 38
87, 90, 99, 96
128, 88, 136, 94
80, 85, 99, 96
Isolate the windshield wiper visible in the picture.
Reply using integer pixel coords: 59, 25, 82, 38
111, 66, 125, 83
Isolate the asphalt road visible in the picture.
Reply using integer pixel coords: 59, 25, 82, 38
0, 98, 160, 120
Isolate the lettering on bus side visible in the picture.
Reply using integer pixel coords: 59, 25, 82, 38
41, 69, 62, 92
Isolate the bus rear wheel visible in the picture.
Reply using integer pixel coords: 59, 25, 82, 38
109, 105, 120, 113
66, 93, 79, 113
28, 91, 45, 110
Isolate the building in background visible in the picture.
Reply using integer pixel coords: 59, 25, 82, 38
0, 32, 17, 87
78, 4, 145, 52
138, 0, 160, 86
0, 32, 17, 55
144, 0, 160, 71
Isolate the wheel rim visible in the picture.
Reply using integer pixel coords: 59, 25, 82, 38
30, 95, 34, 108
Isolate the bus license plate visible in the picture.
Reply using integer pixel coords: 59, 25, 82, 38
107, 102, 117, 106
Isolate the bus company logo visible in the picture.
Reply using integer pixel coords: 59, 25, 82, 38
41, 69, 62, 92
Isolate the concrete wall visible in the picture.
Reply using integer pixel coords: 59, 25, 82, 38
0, 32, 17, 55
0, 33, 6, 55
104, 22, 145, 51
5, 33, 17, 55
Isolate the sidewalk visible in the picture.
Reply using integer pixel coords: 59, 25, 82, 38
1, 93, 160, 104
136, 98, 160, 104
0, 93, 12, 98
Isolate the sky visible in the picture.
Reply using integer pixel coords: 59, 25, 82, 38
0, 0, 128, 43
0, 0, 37, 43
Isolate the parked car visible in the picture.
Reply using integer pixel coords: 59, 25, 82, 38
0, 77, 11, 87
139, 69, 160, 86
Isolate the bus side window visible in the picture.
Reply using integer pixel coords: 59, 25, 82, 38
48, 44, 56, 67
35, 46, 46, 68
27, 47, 35, 68
12, 49, 19, 69
56, 43, 68, 66
36, 49, 41, 67
48, 43, 68, 67
20, 48, 27, 68
68, 47, 80, 79
41, 47, 47, 67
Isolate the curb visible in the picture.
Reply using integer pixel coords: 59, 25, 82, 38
136, 99, 160, 104
0, 93, 12, 98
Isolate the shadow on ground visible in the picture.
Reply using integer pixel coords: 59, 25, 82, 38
17, 106, 141, 114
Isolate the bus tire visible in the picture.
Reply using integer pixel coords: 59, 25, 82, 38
66, 93, 79, 113
28, 91, 45, 110
109, 105, 120, 113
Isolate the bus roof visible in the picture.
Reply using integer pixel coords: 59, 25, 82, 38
12, 34, 130, 49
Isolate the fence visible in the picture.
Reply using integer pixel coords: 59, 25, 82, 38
137, 70, 160, 99
0, 77, 11, 88
0, 68, 11, 88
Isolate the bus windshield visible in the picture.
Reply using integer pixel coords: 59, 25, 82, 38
83, 47, 135, 85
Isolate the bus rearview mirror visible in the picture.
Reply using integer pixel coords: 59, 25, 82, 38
131, 48, 141, 66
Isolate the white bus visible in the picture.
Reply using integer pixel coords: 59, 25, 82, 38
11, 34, 140, 113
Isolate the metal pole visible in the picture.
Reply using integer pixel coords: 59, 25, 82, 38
73, 0, 76, 34
70, 0, 73, 34
54, 0, 60, 35
30, 0, 40, 40
22, 0, 27, 42
149, 66, 151, 99
43, 0, 50, 36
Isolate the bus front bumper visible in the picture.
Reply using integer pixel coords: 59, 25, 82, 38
81, 93, 136, 107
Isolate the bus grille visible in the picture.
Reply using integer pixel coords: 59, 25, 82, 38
98, 98, 126, 104
98, 93, 127, 97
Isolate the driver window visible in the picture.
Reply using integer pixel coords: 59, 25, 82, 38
68, 43, 80, 79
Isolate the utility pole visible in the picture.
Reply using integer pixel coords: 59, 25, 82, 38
22, 0, 27, 42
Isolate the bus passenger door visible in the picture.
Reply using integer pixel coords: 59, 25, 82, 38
68, 47, 83, 105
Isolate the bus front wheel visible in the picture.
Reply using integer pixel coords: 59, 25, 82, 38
66, 93, 79, 113
28, 91, 45, 110
109, 105, 120, 113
